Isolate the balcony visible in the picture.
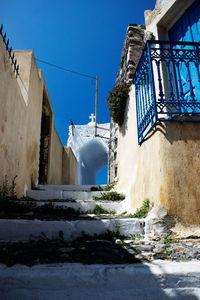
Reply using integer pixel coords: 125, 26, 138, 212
133, 40, 200, 144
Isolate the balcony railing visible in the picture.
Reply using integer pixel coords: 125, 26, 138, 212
133, 40, 200, 144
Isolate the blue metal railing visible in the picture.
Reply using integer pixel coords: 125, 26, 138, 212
133, 40, 200, 144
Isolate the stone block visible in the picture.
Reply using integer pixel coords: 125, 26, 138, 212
145, 206, 176, 240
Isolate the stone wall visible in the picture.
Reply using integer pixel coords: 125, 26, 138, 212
115, 24, 145, 85
109, 121, 118, 183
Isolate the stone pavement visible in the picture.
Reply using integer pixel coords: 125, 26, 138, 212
116, 236, 200, 262
0, 261, 200, 299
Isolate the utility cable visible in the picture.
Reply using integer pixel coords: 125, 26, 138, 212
35, 58, 96, 80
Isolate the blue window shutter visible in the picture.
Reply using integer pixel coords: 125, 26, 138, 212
188, 0, 200, 42
169, 0, 200, 42
168, 0, 200, 110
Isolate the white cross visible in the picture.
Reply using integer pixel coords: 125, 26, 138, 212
89, 113, 96, 123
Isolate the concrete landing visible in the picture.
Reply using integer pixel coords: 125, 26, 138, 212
0, 262, 200, 299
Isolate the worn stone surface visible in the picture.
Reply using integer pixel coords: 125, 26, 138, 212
109, 121, 118, 183
115, 24, 145, 86
144, 0, 174, 26
171, 222, 200, 239
1, 233, 200, 266
0, 218, 144, 242
118, 236, 200, 263
27, 189, 105, 201
145, 206, 176, 240
1, 261, 200, 299
25, 184, 126, 213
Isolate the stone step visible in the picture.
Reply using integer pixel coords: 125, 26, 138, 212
26, 190, 106, 201
0, 218, 144, 242
16, 198, 125, 214
96, 200, 125, 213
1, 262, 200, 299
37, 184, 105, 191
17, 198, 97, 213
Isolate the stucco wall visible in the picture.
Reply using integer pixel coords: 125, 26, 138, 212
115, 0, 200, 225
16, 51, 44, 191
62, 147, 78, 185
0, 37, 78, 195
158, 122, 200, 224
116, 85, 162, 210
145, 0, 195, 39
48, 126, 63, 184
0, 38, 44, 196
116, 87, 200, 225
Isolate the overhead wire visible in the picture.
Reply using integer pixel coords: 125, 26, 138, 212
35, 58, 96, 80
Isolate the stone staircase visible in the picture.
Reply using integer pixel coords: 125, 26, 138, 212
26, 184, 125, 213
1, 184, 200, 299
0, 184, 144, 242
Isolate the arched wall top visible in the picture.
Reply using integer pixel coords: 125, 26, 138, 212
79, 137, 108, 173
67, 121, 110, 185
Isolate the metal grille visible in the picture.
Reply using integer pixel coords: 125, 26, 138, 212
133, 40, 200, 144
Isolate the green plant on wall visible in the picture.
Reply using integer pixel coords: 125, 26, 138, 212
132, 199, 153, 218
107, 82, 131, 126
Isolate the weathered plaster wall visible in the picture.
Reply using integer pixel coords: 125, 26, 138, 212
116, 87, 200, 225
145, 0, 195, 39
62, 147, 78, 185
0, 38, 43, 196
48, 126, 63, 184
115, 0, 200, 224
158, 123, 200, 224
116, 86, 162, 211
15, 51, 44, 191
0, 37, 78, 195
48, 124, 79, 185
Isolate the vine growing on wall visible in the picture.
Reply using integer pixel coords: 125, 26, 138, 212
107, 82, 131, 126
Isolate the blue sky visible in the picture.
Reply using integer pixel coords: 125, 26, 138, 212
1, 0, 155, 183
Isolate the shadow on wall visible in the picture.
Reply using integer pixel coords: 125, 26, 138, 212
78, 138, 108, 185
120, 94, 130, 137
140, 121, 200, 146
